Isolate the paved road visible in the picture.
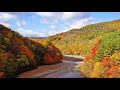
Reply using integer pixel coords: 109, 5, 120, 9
58, 72, 83, 78
23, 55, 84, 78
57, 59, 84, 78
29, 55, 85, 78
64, 55, 85, 60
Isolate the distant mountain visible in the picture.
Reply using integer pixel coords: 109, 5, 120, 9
26, 37, 47, 39
0, 24, 63, 78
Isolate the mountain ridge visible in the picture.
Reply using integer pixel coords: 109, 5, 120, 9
48, 19, 120, 56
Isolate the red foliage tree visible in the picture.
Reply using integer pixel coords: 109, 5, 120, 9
44, 52, 55, 64
101, 57, 118, 78
19, 45, 34, 59
85, 55, 92, 60
85, 38, 102, 60
101, 57, 116, 67
104, 66, 118, 78
43, 43, 63, 64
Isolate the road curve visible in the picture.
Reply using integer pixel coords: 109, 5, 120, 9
31, 55, 84, 78
18, 55, 85, 78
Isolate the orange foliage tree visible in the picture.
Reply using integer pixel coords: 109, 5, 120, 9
19, 45, 34, 59
85, 38, 102, 60
101, 57, 119, 78
43, 42, 63, 64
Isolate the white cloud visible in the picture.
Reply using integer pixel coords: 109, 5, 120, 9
40, 18, 50, 24
0, 12, 95, 37
36, 12, 55, 17
13, 27, 62, 37
51, 25, 57, 30
16, 22, 21, 27
38, 12, 60, 24
15, 28, 46, 37
0, 12, 17, 21
59, 17, 95, 33
38, 29, 60, 37
61, 12, 89, 21
0, 12, 26, 29
16, 20, 27, 27
68, 17, 95, 29
36, 12, 90, 23
35, 12, 95, 36
62, 12, 75, 20
0, 22, 10, 27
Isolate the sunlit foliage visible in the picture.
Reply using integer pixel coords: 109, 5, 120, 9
0, 24, 63, 78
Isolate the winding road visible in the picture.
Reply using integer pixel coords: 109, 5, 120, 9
17, 55, 85, 78
45, 55, 84, 78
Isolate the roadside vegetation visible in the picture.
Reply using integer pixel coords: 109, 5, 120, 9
48, 20, 120, 78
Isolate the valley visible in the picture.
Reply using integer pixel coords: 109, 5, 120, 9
17, 55, 84, 78
0, 18, 120, 78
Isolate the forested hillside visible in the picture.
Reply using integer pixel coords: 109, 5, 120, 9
48, 20, 120, 56
80, 31, 120, 78
0, 24, 63, 78
0, 19, 120, 78
48, 20, 120, 78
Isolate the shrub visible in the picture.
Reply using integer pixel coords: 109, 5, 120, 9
101, 57, 119, 78
103, 65, 119, 78
17, 55, 29, 68
90, 62, 106, 78
110, 52, 120, 64
80, 59, 96, 77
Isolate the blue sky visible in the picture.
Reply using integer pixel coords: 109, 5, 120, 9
0, 12, 120, 37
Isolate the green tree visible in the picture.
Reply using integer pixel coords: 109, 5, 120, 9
17, 55, 29, 68
96, 32, 120, 61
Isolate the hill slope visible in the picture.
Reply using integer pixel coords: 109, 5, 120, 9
48, 19, 120, 78
0, 24, 63, 78
48, 19, 120, 56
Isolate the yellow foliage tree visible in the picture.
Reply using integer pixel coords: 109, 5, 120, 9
90, 62, 106, 78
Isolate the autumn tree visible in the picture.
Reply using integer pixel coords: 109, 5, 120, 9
19, 45, 34, 59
